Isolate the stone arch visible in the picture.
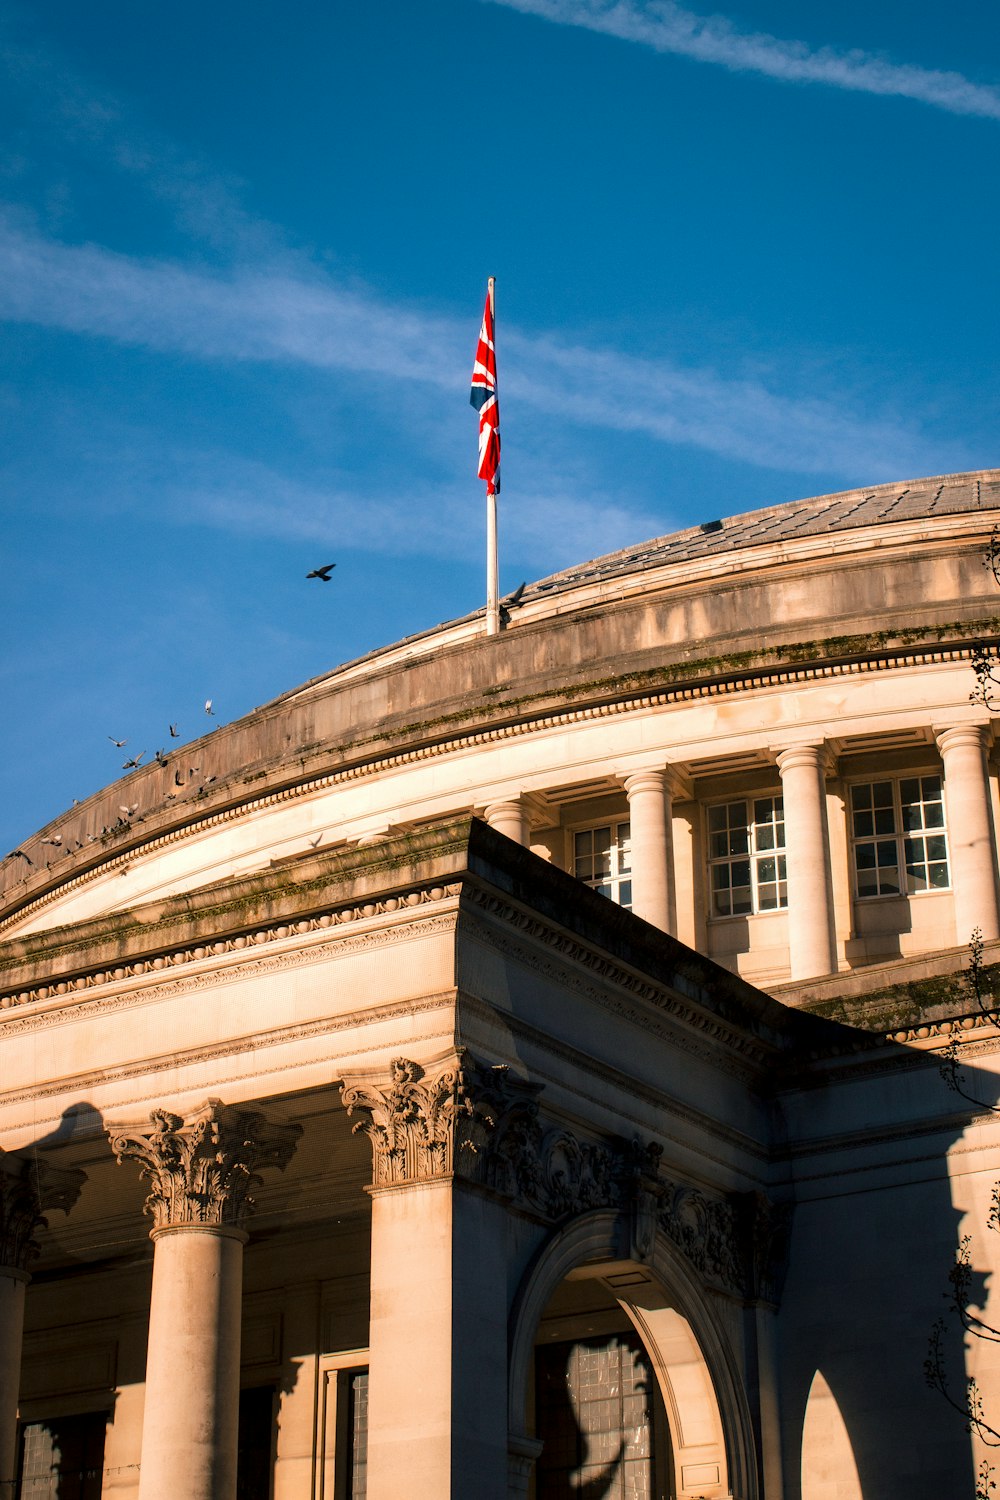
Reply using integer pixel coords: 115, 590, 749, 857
508, 1209, 759, 1499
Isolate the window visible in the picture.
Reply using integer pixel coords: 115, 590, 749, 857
573, 822, 632, 909
18, 1414, 106, 1500
535, 1330, 669, 1498
851, 775, 949, 897
707, 797, 787, 917
345, 1369, 368, 1500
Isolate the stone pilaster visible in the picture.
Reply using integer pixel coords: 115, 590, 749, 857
775, 742, 837, 979
935, 724, 1000, 944
0, 1154, 84, 1498
342, 1055, 542, 1500
110, 1101, 300, 1500
623, 767, 676, 933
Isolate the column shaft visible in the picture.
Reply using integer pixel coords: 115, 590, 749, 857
623, 770, 674, 933
0, 1272, 26, 1499
776, 744, 836, 980
936, 726, 1000, 944
138, 1227, 246, 1500
484, 800, 529, 846
366, 1179, 509, 1500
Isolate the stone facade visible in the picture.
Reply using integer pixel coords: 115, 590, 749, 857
0, 471, 999, 1497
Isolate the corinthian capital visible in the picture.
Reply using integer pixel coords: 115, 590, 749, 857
340, 1051, 540, 1190
0, 1152, 85, 1273
109, 1099, 301, 1232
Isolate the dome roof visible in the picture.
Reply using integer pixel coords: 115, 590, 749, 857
2, 468, 997, 933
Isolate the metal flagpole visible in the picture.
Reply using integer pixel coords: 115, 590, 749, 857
485, 276, 500, 636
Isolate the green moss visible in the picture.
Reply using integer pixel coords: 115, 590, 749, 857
800, 964, 1000, 1032
317, 617, 1000, 763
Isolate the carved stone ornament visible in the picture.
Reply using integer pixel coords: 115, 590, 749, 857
340, 1053, 661, 1226
341, 1055, 791, 1302
657, 1180, 792, 1303
0, 1151, 85, 1272
340, 1052, 542, 1191
108, 1098, 301, 1232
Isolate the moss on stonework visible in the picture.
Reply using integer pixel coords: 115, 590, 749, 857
365, 617, 1000, 753
798, 964, 1000, 1032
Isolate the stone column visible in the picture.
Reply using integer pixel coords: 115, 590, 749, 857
623, 768, 675, 933
341, 1055, 538, 1500
775, 743, 837, 980
110, 1101, 300, 1500
0, 1154, 84, 1498
935, 725, 1000, 944
484, 800, 529, 846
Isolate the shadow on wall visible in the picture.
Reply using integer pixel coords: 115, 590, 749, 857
778, 1043, 997, 1500
4, 1103, 114, 1500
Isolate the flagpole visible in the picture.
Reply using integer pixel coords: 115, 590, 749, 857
485, 276, 500, 636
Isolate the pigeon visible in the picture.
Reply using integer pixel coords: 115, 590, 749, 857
169, 724, 180, 738
205, 700, 215, 716
122, 751, 145, 769
154, 749, 169, 768
42, 835, 63, 848
306, 563, 336, 582
119, 804, 138, 818
308, 833, 323, 848
9, 849, 33, 865
108, 736, 128, 748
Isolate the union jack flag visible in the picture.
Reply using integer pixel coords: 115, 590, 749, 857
470, 280, 500, 497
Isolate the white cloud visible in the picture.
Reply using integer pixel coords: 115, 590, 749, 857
161, 452, 665, 573
0, 211, 955, 483
484, 0, 1000, 120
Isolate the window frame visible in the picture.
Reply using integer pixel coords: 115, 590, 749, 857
316, 1350, 370, 1500
848, 772, 950, 900
705, 793, 788, 920
567, 818, 633, 910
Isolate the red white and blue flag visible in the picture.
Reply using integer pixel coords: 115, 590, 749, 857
470, 280, 500, 497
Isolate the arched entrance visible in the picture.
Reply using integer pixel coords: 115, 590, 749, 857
508, 1212, 758, 1500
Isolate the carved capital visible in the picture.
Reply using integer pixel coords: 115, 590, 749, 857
738, 1189, 793, 1306
340, 1051, 541, 1190
658, 1180, 792, 1302
0, 1152, 85, 1273
109, 1099, 301, 1231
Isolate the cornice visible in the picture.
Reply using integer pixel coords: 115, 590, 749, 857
1, 635, 990, 934
458, 882, 788, 1077
455, 991, 773, 1171
0, 882, 461, 1016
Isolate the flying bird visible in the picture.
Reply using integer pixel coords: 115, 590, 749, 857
10, 849, 33, 865
169, 724, 180, 738
119, 804, 138, 818
108, 736, 128, 748
122, 751, 145, 769
154, 749, 169, 768
308, 833, 324, 848
205, 700, 214, 716
42, 835, 63, 848
306, 564, 336, 582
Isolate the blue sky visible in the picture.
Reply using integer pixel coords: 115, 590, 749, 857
2, 0, 998, 856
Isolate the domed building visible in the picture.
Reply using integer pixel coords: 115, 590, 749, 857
0, 469, 998, 1499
